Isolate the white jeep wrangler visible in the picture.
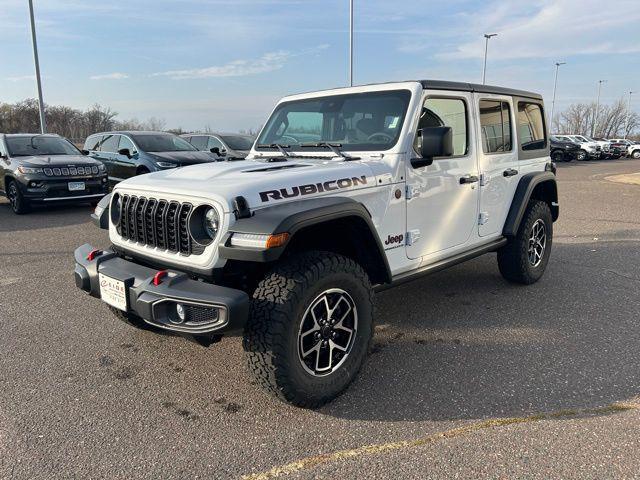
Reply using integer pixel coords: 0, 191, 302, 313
74, 80, 558, 408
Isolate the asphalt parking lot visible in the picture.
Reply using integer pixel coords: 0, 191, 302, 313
1, 158, 640, 479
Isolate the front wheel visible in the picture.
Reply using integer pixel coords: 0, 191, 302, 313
577, 150, 587, 161
632, 150, 640, 159
243, 252, 374, 408
551, 150, 566, 163
7, 180, 30, 214
497, 200, 553, 285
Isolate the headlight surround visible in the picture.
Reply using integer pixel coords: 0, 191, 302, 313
189, 205, 220, 245
18, 166, 44, 174
97, 163, 106, 172
156, 161, 178, 169
110, 193, 122, 227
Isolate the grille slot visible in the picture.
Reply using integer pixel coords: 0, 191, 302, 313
118, 194, 195, 255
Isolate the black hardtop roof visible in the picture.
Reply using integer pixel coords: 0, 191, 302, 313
418, 80, 542, 100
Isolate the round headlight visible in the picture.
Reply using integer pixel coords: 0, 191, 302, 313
203, 208, 219, 239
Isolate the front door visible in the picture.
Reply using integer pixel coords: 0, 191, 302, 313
405, 92, 480, 260
475, 95, 520, 237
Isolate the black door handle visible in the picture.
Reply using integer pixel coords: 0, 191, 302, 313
459, 175, 479, 184
503, 168, 518, 177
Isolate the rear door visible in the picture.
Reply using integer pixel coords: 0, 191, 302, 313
476, 95, 520, 237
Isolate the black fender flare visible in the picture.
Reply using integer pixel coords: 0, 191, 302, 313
218, 196, 392, 282
503, 172, 559, 237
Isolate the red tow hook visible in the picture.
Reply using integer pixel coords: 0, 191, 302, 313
86, 249, 102, 261
153, 270, 168, 286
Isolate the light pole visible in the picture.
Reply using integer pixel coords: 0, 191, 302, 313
349, 0, 353, 86
624, 91, 634, 139
549, 62, 566, 132
592, 79, 606, 137
481, 33, 497, 85
28, 0, 47, 134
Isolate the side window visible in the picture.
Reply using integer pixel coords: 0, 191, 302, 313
118, 135, 135, 153
190, 136, 209, 150
207, 136, 225, 150
479, 100, 512, 154
100, 134, 120, 153
84, 135, 102, 151
414, 97, 468, 156
517, 102, 546, 151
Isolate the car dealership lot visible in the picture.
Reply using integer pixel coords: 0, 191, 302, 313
1, 159, 640, 479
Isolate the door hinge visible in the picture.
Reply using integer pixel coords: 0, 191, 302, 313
478, 212, 490, 225
479, 173, 489, 186
406, 229, 421, 245
405, 185, 420, 200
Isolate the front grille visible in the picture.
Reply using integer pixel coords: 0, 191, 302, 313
43, 165, 99, 177
118, 194, 194, 255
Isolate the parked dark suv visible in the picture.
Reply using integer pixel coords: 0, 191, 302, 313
0, 133, 108, 214
181, 133, 255, 159
550, 135, 580, 162
84, 131, 221, 184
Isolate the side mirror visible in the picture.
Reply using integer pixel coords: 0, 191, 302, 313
118, 148, 132, 158
81, 149, 90, 155
411, 126, 454, 168
210, 147, 225, 156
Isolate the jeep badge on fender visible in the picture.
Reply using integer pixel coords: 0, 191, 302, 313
74, 80, 558, 409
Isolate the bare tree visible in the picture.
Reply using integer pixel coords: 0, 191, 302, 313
554, 98, 639, 137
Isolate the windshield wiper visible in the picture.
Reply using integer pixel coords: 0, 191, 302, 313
299, 142, 360, 161
256, 143, 291, 157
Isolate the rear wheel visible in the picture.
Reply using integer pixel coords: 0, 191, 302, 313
632, 150, 640, 159
498, 200, 553, 285
243, 251, 374, 408
7, 180, 29, 214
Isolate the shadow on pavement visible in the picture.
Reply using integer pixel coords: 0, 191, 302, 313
320, 238, 640, 422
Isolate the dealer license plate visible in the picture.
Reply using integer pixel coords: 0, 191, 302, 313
99, 273, 127, 311
68, 181, 86, 191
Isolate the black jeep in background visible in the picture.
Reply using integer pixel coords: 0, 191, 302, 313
550, 135, 580, 162
0, 133, 109, 214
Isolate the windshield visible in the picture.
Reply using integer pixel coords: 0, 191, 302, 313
221, 135, 254, 150
256, 90, 412, 152
131, 134, 197, 152
6, 136, 80, 156
575, 135, 589, 142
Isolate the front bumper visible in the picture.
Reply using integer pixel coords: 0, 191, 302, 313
73, 243, 249, 336
18, 174, 109, 203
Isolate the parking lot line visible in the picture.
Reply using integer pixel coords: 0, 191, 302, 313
242, 400, 640, 480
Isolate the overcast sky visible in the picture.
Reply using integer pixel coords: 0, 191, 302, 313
1, 0, 639, 132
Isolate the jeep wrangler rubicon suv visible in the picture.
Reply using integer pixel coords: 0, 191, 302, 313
74, 80, 558, 408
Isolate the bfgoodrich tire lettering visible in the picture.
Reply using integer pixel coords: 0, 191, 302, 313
243, 251, 374, 408
498, 200, 553, 285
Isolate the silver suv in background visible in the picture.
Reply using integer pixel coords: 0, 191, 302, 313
181, 133, 255, 159
554, 134, 601, 160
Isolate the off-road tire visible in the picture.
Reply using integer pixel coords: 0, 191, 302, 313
7, 180, 30, 214
498, 200, 553, 285
243, 251, 374, 408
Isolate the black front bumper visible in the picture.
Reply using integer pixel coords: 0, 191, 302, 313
74, 244, 250, 336
18, 174, 109, 203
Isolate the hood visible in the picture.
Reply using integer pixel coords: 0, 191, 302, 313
17, 154, 101, 166
147, 151, 218, 165
115, 156, 379, 212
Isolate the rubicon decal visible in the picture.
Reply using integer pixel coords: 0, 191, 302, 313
259, 176, 368, 202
